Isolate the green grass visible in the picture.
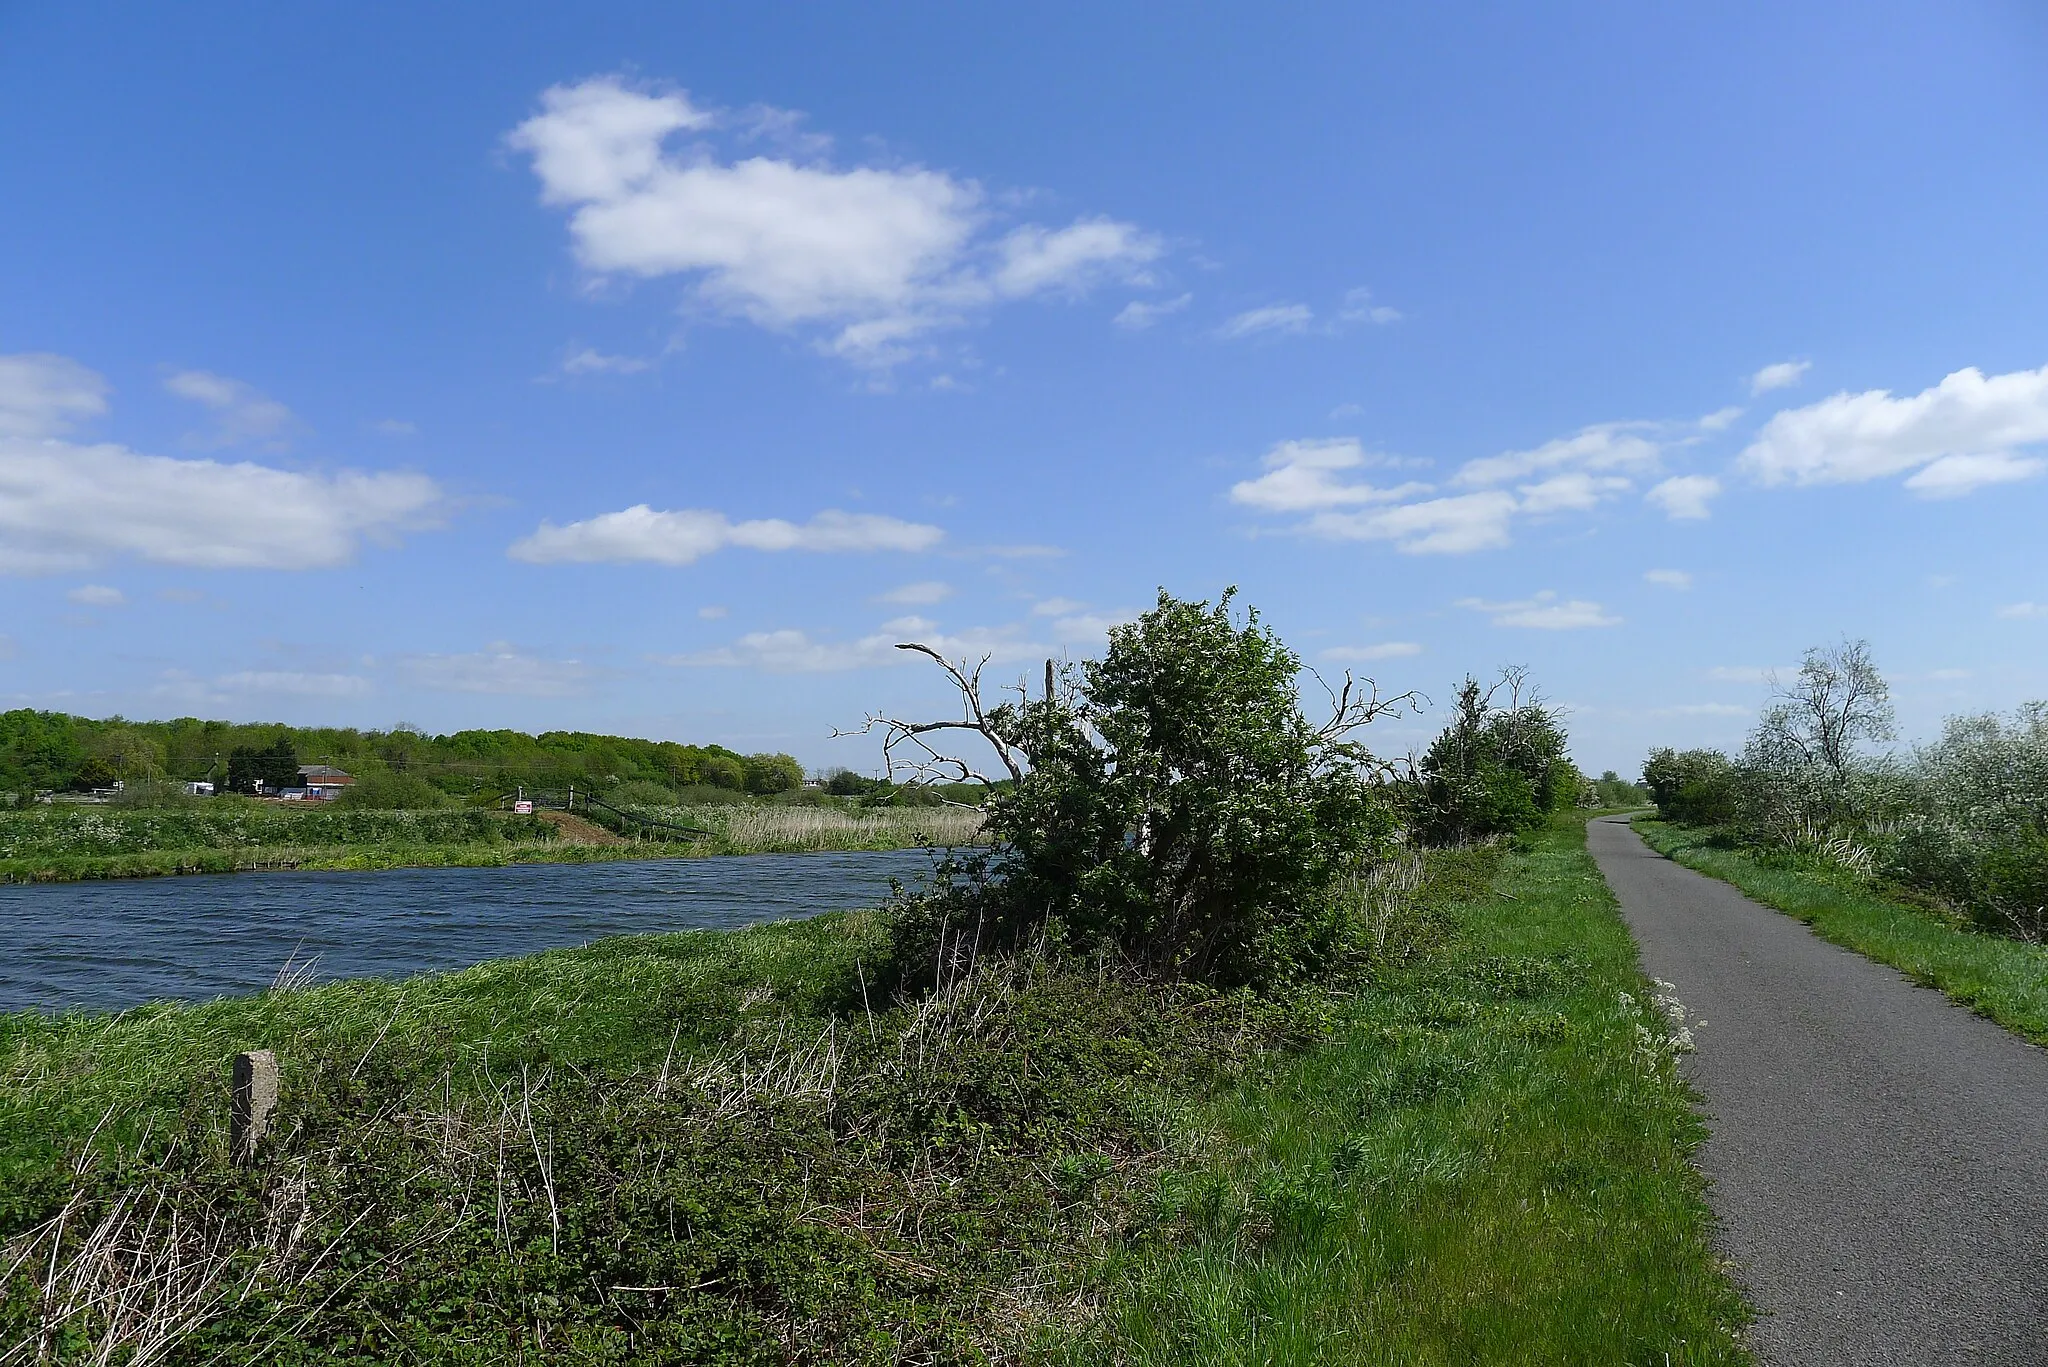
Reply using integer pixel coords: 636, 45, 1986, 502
1635, 819, 2048, 1047
1, 819, 1749, 1363
1067, 816, 1750, 1366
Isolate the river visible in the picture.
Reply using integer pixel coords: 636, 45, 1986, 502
0, 849, 941, 1013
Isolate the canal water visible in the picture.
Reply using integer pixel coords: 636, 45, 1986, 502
0, 850, 941, 1014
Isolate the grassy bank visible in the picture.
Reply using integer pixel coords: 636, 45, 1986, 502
1635, 819, 2048, 1047
0, 803, 985, 883
1069, 814, 1747, 1365
1, 817, 1743, 1362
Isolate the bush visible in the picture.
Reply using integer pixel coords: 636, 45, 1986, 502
1641, 748, 1739, 826
743, 753, 804, 795
883, 589, 1399, 992
1410, 672, 1574, 845
608, 778, 680, 808
334, 771, 453, 810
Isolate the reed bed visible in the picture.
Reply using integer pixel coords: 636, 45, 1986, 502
662, 803, 988, 854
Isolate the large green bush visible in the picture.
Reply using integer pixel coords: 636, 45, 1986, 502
1410, 673, 1575, 844
885, 590, 1398, 991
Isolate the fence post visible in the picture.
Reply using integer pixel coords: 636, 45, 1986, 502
231, 1049, 279, 1164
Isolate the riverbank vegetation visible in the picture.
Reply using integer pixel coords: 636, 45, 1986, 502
1, 591, 1741, 1361
0, 800, 986, 883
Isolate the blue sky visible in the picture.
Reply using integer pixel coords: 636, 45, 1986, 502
3, 2, 2046, 775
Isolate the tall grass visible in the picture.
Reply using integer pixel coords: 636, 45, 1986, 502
1066, 816, 1750, 1366
650, 802, 986, 854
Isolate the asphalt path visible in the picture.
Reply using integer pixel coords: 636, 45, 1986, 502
1586, 815, 2048, 1366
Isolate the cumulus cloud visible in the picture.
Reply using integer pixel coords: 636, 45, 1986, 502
66, 584, 125, 606
1751, 360, 1811, 394
1214, 304, 1315, 340
508, 76, 1162, 365
0, 354, 108, 437
510, 505, 943, 566
1337, 288, 1402, 325
1739, 363, 2048, 497
668, 618, 1041, 672
164, 370, 297, 448
1643, 569, 1692, 590
1456, 591, 1620, 630
1031, 597, 1088, 617
1996, 602, 2048, 620
1306, 492, 1521, 555
1113, 293, 1191, 331
1646, 474, 1721, 519
1229, 439, 1430, 513
0, 356, 442, 574
1322, 641, 1422, 662
401, 646, 594, 696
1453, 424, 1661, 488
876, 579, 953, 605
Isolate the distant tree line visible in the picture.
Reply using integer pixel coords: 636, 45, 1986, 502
0, 709, 804, 802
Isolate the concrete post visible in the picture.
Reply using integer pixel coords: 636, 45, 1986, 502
231, 1049, 279, 1163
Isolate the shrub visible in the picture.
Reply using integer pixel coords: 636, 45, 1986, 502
334, 771, 453, 810
1410, 672, 1574, 844
609, 778, 681, 807
881, 589, 1400, 992
1641, 748, 1739, 826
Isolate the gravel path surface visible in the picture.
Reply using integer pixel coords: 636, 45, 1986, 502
1587, 815, 2048, 1367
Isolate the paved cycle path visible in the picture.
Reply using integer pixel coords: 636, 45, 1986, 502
1586, 815, 2048, 1366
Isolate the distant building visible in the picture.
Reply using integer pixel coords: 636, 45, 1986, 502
297, 765, 354, 800
184, 781, 215, 796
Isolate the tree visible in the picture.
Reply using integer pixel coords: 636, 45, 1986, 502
849, 589, 1416, 988
1754, 639, 1895, 778
1641, 747, 1738, 825
1410, 669, 1574, 844
743, 752, 805, 795
227, 733, 299, 794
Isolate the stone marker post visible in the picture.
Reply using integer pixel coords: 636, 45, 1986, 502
231, 1049, 279, 1164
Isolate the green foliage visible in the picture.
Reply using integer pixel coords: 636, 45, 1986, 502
606, 778, 680, 807
823, 768, 880, 796
0, 710, 754, 802
1589, 769, 1649, 808
1059, 817, 1750, 1365
1411, 672, 1575, 844
227, 734, 300, 794
332, 770, 452, 810
1641, 747, 1740, 826
892, 590, 1397, 991
742, 752, 805, 795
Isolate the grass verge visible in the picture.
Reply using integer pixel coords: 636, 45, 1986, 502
1634, 819, 2048, 1047
1066, 815, 1750, 1366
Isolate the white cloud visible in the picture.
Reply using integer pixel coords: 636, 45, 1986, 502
560, 347, 653, 376
1454, 424, 1661, 489
216, 670, 372, 698
509, 505, 943, 566
1751, 360, 1811, 394
1047, 611, 1133, 643
1031, 597, 1088, 617
1337, 287, 1401, 325
1646, 475, 1721, 520
669, 619, 1041, 672
1651, 702, 1751, 718
164, 370, 296, 448
1113, 293, 1191, 331
402, 646, 594, 696
1322, 641, 1422, 662
373, 419, 418, 438
1996, 602, 2048, 620
1515, 471, 1632, 514
1456, 590, 1620, 630
1643, 569, 1692, 590
1307, 491, 1520, 554
0, 353, 108, 437
0, 379, 442, 573
876, 579, 953, 605
509, 76, 1160, 365
1699, 406, 1744, 432
1229, 439, 1429, 513
1901, 451, 2045, 499
1739, 363, 2048, 497
1215, 304, 1315, 340
66, 584, 125, 607
697, 604, 728, 619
